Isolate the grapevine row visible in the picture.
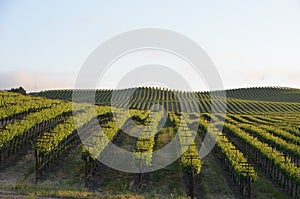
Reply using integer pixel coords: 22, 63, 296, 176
218, 120, 300, 198
198, 115, 257, 198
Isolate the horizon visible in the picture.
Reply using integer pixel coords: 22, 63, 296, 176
2, 85, 299, 94
1, 1, 300, 91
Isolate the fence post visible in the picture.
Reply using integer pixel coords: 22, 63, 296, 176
85, 156, 89, 178
35, 149, 39, 182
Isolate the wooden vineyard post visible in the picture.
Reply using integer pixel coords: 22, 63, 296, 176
85, 156, 89, 178
248, 175, 252, 199
191, 167, 195, 199
35, 148, 39, 182
136, 147, 147, 190
136, 117, 153, 191
240, 161, 254, 199
0, 148, 2, 164
187, 154, 198, 199
279, 153, 287, 191
180, 121, 198, 199
139, 162, 142, 190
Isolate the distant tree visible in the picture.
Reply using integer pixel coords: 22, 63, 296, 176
7, 86, 26, 95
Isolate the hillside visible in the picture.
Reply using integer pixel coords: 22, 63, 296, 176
34, 87, 300, 114
0, 88, 299, 199
224, 87, 300, 103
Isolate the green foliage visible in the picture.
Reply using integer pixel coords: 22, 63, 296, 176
6, 86, 26, 95
1, 87, 300, 196
219, 120, 300, 186
133, 109, 165, 167
175, 113, 203, 174
0, 101, 71, 148
36, 87, 300, 114
198, 115, 257, 180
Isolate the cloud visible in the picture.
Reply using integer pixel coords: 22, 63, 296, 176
0, 70, 74, 92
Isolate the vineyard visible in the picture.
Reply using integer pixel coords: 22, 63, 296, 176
36, 87, 300, 113
0, 87, 299, 199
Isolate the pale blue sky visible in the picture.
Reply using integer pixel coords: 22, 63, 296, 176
0, 0, 300, 91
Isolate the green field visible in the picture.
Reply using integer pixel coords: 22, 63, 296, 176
0, 87, 299, 199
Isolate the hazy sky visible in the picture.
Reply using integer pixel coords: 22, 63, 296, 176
0, 0, 300, 91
